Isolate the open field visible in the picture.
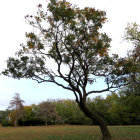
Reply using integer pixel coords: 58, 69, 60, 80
0, 125, 140, 140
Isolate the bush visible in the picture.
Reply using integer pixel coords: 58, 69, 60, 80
1, 119, 11, 126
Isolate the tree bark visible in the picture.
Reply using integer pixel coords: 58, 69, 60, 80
45, 121, 48, 125
77, 100, 111, 140
14, 111, 17, 127
14, 118, 17, 127
45, 119, 48, 126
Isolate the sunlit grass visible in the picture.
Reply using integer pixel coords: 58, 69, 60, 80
0, 125, 140, 140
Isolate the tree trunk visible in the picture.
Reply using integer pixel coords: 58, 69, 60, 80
77, 101, 111, 140
45, 119, 48, 126
14, 111, 17, 127
14, 118, 17, 127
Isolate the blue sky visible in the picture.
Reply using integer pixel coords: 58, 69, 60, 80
0, 0, 140, 110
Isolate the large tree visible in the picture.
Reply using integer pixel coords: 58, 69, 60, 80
124, 22, 140, 84
38, 101, 57, 125
8, 93, 24, 127
2, 0, 138, 139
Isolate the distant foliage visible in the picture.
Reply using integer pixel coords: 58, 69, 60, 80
0, 110, 11, 126
38, 101, 59, 125
53, 99, 92, 125
1, 85, 140, 126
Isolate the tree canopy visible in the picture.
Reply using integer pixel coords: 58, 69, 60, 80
3, 0, 134, 101
124, 22, 140, 85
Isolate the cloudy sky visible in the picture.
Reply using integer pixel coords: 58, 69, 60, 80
0, 0, 140, 110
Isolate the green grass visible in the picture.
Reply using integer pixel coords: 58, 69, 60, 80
0, 125, 140, 140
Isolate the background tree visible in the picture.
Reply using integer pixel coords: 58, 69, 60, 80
0, 110, 11, 126
53, 99, 91, 125
20, 105, 40, 126
38, 101, 57, 125
117, 84, 140, 125
8, 93, 24, 127
87, 96, 111, 125
105, 93, 121, 125
124, 22, 140, 85
2, 0, 138, 139
121, 23, 140, 124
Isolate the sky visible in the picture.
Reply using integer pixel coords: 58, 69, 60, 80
0, 0, 140, 110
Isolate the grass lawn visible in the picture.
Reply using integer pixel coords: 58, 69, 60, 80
0, 125, 140, 140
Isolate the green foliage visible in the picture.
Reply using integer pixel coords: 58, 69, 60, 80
117, 83, 140, 125
38, 101, 58, 125
124, 23, 140, 84
53, 99, 92, 125
20, 105, 40, 126
125, 22, 140, 45
1, 119, 11, 127
0, 110, 11, 126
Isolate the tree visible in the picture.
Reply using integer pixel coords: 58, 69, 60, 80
117, 82, 140, 125
2, 0, 137, 139
38, 101, 57, 125
87, 96, 111, 125
20, 105, 39, 126
124, 22, 140, 85
0, 110, 11, 126
53, 99, 90, 125
105, 93, 123, 125
8, 93, 24, 127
